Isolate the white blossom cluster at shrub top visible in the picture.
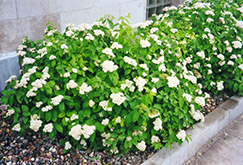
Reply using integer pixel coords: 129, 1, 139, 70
2, 0, 243, 154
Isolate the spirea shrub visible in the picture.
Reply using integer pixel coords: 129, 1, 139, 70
1, 0, 243, 154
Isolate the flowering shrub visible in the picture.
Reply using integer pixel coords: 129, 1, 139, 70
1, 0, 243, 154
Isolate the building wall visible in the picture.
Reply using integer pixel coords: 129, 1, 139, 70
0, 0, 184, 91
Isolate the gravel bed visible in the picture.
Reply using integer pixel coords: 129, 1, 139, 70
0, 93, 230, 164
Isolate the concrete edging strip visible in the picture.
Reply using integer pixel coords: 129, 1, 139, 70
142, 95, 243, 165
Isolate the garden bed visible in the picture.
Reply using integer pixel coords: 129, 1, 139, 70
0, 93, 231, 164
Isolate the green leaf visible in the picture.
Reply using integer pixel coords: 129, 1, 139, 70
21, 105, 29, 112
95, 122, 105, 132
118, 134, 126, 141
133, 111, 140, 122
13, 113, 19, 122
45, 112, 52, 122
54, 123, 63, 133
58, 112, 66, 118
23, 112, 31, 116
179, 98, 184, 107
59, 102, 65, 112
233, 83, 238, 93
23, 116, 28, 123
52, 110, 58, 122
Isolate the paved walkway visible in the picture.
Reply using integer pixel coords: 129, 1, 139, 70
184, 115, 243, 165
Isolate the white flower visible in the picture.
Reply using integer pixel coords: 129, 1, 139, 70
151, 88, 157, 93
26, 89, 36, 98
12, 123, 21, 132
192, 110, 205, 122
80, 140, 87, 147
17, 50, 26, 56
41, 105, 53, 112
51, 95, 64, 106
217, 81, 224, 91
139, 20, 153, 28
193, 62, 200, 69
151, 135, 160, 144
115, 116, 122, 123
22, 57, 35, 66
170, 28, 178, 33
176, 130, 186, 141
99, 100, 112, 111
153, 118, 163, 131
217, 54, 225, 61
195, 97, 206, 107
232, 41, 242, 49
63, 72, 70, 77
152, 78, 159, 83
65, 141, 72, 150
140, 39, 151, 48
150, 28, 159, 33
102, 48, 115, 58
70, 114, 79, 121
30, 118, 42, 132
139, 64, 149, 71
158, 64, 166, 72
136, 141, 146, 151
83, 66, 88, 71
66, 80, 78, 89
101, 119, 109, 126
204, 28, 211, 33
6, 109, 15, 117
124, 56, 137, 67
94, 30, 104, 36
72, 68, 78, 73
236, 20, 243, 29
142, 72, 147, 77
69, 124, 82, 140
111, 42, 123, 49
31, 79, 46, 89
227, 61, 234, 66
110, 92, 126, 106
120, 80, 135, 92
205, 10, 215, 16
167, 76, 180, 88
43, 123, 53, 133
101, 60, 118, 73
81, 124, 96, 139
182, 93, 192, 102
133, 77, 147, 92
89, 100, 95, 107
208, 70, 212, 74
61, 44, 68, 49
196, 51, 205, 59
218, 61, 225, 66
238, 64, 243, 70
206, 18, 214, 22
79, 82, 92, 95
85, 33, 94, 40
226, 47, 232, 52
210, 82, 216, 86
49, 55, 56, 60
36, 101, 43, 108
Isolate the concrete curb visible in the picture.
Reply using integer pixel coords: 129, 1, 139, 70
142, 95, 243, 165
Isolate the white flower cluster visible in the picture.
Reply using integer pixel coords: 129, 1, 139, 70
85, 33, 94, 40
166, 76, 180, 88
94, 30, 105, 36
12, 123, 21, 132
65, 141, 72, 150
140, 39, 151, 48
79, 82, 92, 95
101, 118, 109, 126
139, 20, 153, 29
22, 57, 35, 66
136, 141, 146, 151
99, 100, 112, 111
153, 118, 163, 131
101, 60, 118, 73
51, 95, 64, 106
66, 80, 78, 89
102, 48, 115, 58
5, 75, 17, 84
120, 80, 135, 92
41, 105, 53, 112
111, 42, 123, 49
151, 135, 160, 144
176, 130, 186, 141
123, 56, 137, 67
133, 77, 147, 92
217, 81, 224, 91
110, 92, 126, 106
195, 97, 206, 107
182, 93, 192, 102
190, 104, 205, 122
29, 115, 42, 132
43, 123, 53, 133
6, 109, 15, 117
